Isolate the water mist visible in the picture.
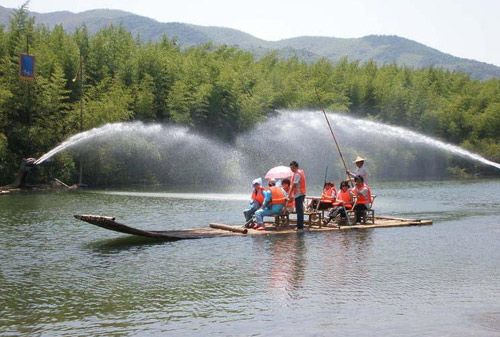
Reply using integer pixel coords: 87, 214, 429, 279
35, 111, 500, 185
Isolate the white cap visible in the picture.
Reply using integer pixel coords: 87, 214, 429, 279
252, 178, 263, 186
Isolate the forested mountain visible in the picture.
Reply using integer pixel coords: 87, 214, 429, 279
1, 5, 499, 186
0, 5, 499, 80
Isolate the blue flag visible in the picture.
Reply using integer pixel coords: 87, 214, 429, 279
19, 54, 35, 79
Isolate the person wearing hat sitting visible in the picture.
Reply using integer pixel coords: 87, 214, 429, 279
347, 156, 368, 183
244, 178, 265, 226
253, 179, 287, 231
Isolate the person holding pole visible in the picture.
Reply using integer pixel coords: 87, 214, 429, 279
288, 161, 306, 231
347, 156, 368, 183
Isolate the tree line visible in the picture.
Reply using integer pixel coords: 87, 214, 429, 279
1, 5, 499, 185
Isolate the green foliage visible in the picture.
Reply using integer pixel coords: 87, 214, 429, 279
0, 4, 499, 186
2, 7, 499, 80
28, 63, 71, 156
0, 133, 9, 175
82, 78, 133, 129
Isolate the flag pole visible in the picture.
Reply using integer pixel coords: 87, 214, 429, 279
78, 51, 84, 185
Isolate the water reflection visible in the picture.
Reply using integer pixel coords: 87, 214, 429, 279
87, 236, 171, 255
469, 312, 500, 333
268, 235, 307, 301
310, 230, 375, 300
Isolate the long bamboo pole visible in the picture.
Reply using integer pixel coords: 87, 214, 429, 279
314, 88, 352, 183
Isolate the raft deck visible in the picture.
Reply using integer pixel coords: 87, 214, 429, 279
74, 214, 433, 241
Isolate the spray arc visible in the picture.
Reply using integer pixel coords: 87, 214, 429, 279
29, 110, 500, 186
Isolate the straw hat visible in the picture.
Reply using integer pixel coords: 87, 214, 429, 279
353, 156, 365, 163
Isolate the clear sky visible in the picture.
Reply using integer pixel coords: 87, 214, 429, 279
3, 0, 500, 66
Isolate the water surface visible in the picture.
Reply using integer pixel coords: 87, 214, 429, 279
1, 180, 499, 336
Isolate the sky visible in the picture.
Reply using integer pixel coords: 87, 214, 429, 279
2, 0, 500, 66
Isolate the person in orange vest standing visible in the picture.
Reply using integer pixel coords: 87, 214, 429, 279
244, 178, 265, 226
253, 179, 287, 231
351, 175, 372, 224
288, 161, 307, 231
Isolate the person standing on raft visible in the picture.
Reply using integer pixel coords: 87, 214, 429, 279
253, 179, 287, 231
244, 178, 265, 224
347, 156, 368, 183
288, 161, 307, 231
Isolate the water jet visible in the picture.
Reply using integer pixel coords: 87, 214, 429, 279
32, 111, 500, 186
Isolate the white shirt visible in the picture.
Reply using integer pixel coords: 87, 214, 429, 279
349, 166, 368, 183
292, 172, 304, 198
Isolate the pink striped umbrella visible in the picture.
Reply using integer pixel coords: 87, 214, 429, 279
265, 166, 293, 180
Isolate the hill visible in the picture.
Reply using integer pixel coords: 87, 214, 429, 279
1, 5, 499, 80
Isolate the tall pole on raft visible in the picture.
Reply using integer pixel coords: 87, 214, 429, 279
314, 88, 352, 183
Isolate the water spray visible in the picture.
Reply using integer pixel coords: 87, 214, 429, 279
30, 111, 500, 187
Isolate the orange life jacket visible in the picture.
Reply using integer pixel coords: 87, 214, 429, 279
331, 186, 337, 197
353, 183, 372, 205
337, 190, 353, 209
283, 186, 295, 207
291, 169, 307, 195
320, 187, 335, 203
269, 186, 286, 205
330, 186, 340, 206
251, 187, 265, 204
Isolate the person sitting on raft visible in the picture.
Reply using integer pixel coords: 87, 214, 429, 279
323, 180, 353, 225
351, 175, 372, 225
244, 178, 265, 224
320, 181, 337, 210
281, 178, 295, 213
310, 182, 337, 210
253, 179, 287, 231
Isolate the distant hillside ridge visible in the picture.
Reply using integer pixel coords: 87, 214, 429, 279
1, 5, 499, 80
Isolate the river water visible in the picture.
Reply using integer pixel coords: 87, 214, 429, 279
1, 180, 500, 336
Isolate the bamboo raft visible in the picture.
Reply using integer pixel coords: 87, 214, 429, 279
74, 214, 432, 241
